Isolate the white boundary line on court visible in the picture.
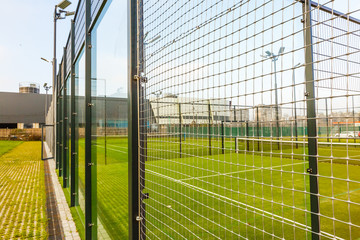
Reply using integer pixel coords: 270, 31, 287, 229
95, 144, 127, 154
147, 169, 343, 240
180, 161, 310, 181
181, 159, 332, 182
235, 137, 360, 147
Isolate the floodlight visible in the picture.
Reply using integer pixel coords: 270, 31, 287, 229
265, 51, 272, 57
44, 83, 47, 87
278, 46, 285, 55
294, 62, 301, 68
41, 57, 50, 63
147, 35, 161, 44
57, 0, 71, 10
144, 32, 149, 40
65, 11, 75, 16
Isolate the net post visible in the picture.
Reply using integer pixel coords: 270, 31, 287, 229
325, 98, 329, 143
235, 137, 238, 153
208, 102, 212, 155
256, 106, 260, 151
246, 121, 249, 152
179, 102, 182, 158
303, 1, 320, 239
353, 96, 356, 144
221, 120, 225, 154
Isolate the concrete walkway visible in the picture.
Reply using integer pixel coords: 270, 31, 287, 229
45, 143, 80, 240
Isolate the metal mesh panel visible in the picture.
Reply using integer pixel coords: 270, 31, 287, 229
137, 0, 360, 239
66, 35, 71, 77
74, 0, 85, 56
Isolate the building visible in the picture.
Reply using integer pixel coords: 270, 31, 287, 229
0, 92, 51, 129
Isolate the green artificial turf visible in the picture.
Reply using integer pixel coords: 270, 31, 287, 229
62, 135, 360, 239
0, 140, 22, 156
0, 141, 47, 239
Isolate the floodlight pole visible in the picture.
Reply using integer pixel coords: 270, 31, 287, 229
53, 6, 57, 95
262, 49, 284, 150
273, 59, 280, 150
53, 2, 73, 171
292, 64, 300, 148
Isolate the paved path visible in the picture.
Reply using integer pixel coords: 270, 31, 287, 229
45, 143, 80, 240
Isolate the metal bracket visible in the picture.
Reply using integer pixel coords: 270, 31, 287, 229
72, 112, 77, 115
72, 152, 77, 155
88, 223, 94, 227
87, 162, 94, 166
136, 216, 143, 221
72, 192, 77, 196
141, 192, 149, 200
88, 103, 94, 107
64, 147, 68, 150
134, 75, 148, 83
304, 92, 310, 97
307, 168, 313, 174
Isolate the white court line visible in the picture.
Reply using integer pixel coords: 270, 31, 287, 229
95, 144, 127, 154
106, 143, 128, 149
181, 159, 332, 182
180, 161, 309, 181
147, 169, 343, 240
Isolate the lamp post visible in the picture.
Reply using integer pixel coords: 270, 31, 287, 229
261, 47, 285, 150
53, 0, 74, 93
51, 0, 74, 164
151, 91, 162, 131
292, 63, 301, 148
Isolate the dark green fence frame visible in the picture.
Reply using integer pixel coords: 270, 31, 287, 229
54, 0, 109, 239
51, 0, 350, 239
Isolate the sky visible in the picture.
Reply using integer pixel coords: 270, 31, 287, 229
0, 0, 359, 97
0, 0, 78, 94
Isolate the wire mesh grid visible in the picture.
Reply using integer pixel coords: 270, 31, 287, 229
137, 0, 360, 239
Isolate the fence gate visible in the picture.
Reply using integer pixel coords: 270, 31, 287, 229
130, 0, 360, 239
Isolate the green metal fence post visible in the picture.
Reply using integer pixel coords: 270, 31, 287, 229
70, 20, 78, 207
85, 0, 97, 238
63, 47, 69, 189
56, 84, 60, 170
59, 65, 63, 178
129, 0, 141, 238
303, 1, 320, 239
